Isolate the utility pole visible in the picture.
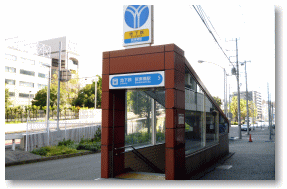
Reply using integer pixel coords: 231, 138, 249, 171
235, 38, 242, 139
56, 42, 62, 131
226, 38, 241, 139
242, 61, 251, 134
268, 83, 271, 140
229, 84, 231, 121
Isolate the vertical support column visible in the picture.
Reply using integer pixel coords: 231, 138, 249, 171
164, 45, 186, 180
101, 52, 125, 178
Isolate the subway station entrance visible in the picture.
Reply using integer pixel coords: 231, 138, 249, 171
101, 44, 229, 180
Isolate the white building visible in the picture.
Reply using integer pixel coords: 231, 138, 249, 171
4, 38, 51, 107
5, 36, 81, 108
39, 36, 80, 77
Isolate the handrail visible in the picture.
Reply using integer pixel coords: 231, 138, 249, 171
114, 145, 163, 173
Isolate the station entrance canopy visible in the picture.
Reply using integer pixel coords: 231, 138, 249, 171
101, 44, 229, 180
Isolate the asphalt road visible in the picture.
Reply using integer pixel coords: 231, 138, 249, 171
5, 153, 101, 180
6, 125, 273, 180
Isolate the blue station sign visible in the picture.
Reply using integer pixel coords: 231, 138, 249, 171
109, 71, 165, 89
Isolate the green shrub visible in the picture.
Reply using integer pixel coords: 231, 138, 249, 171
93, 127, 101, 142
125, 132, 151, 146
32, 147, 48, 156
77, 142, 101, 152
31, 145, 78, 157
58, 139, 74, 147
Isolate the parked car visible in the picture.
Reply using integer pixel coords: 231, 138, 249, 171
241, 124, 251, 131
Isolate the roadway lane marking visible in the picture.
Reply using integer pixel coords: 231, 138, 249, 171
216, 165, 233, 170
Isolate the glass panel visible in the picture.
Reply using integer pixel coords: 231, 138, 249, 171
185, 71, 205, 154
125, 88, 165, 148
19, 93, 34, 98
126, 90, 152, 147
19, 81, 34, 88
38, 73, 46, 78
156, 101, 165, 144
38, 84, 47, 89
9, 92, 15, 97
219, 114, 228, 134
5, 66, 16, 73
205, 95, 219, 146
5, 79, 15, 85
20, 69, 35, 76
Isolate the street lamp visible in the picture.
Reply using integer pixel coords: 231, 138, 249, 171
84, 75, 99, 109
198, 60, 228, 115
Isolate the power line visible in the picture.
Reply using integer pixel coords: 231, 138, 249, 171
191, 5, 236, 70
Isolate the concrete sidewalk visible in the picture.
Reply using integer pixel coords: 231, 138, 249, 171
198, 128, 275, 180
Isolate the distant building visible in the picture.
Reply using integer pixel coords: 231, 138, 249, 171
231, 91, 262, 120
5, 36, 80, 107
39, 36, 80, 79
4, 37, 51, 107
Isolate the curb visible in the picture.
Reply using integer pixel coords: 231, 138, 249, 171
5, 150, 100, 167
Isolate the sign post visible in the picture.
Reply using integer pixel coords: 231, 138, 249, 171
123, 5, 154, 48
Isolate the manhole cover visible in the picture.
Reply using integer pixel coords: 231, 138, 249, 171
216, 165, 233, 170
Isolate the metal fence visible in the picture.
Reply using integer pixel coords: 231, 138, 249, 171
5, 109, 79, 123
6, 109, 102, 151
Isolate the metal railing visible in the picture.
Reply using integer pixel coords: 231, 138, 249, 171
114, 145, 163, 173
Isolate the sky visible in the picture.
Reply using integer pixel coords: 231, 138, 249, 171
2, 1, 277, 102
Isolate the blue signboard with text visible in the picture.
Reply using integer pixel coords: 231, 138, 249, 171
109, 71, 165, 89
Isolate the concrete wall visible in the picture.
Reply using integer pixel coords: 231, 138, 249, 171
20, 125, 100, 151
124, 144, 165, 173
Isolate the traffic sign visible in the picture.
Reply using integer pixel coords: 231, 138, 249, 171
109, 71, 164, 89
123, 5, 154, 47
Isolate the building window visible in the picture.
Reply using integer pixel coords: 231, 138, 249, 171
5, 66, 16, 73
38, 84, 47, 89
19, 81, 34, 88
38, 73, 46, 78
9, 92, 15, 97
5, 54, 17, 61
19, 93, 34, 98
20, 57, 35, 65
20, 69, 35, 76
5, 79, 15, 85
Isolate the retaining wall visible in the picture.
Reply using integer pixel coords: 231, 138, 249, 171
20, 125, 101, 151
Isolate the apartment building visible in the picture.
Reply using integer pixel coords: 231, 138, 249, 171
4, 38, 51, 107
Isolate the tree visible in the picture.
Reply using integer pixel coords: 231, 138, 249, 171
129, 90, 152, 135
32, 86, 57, 108
213, 96, 222, 107
72, 75, 102, 108
229, 96, 257, 124
96, 76, 102, 108
72, 83, 95, 108
5, 87, 12, 109
31, 70, 81, 108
